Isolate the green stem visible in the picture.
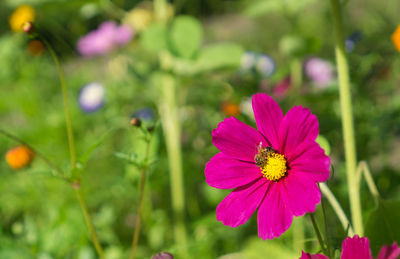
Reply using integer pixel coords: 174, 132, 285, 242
130, 135, 152, 259
290, 58, 302, 90
76, 188, 105, 259
42, 37, 105, 257
42, 39, 76, 170
158, 73, 188, 255
356, 161, 380, 206
309, 213, 327, 255
292, 217, 305, 253
319, 183, 354, 236
319, 184, 331, 258
329, 0, 363, 235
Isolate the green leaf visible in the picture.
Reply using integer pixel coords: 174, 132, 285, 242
79, 128, 114, 166
365, 199, 400, 254
194, 43, 244, 71
316, 135, 331, 155
141, 23, 168, 53
169, 15, 203, 59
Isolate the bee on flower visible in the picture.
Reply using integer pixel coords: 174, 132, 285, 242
9, 5, 35, 32
5, 145, 35, 170
205, 93, 330, 239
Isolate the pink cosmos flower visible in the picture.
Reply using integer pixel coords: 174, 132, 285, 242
205, 93, 331, 239
300, 235, 400, 259
77, 21, 134, 57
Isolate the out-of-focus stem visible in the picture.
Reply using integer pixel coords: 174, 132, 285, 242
290, 58, 302, 90
309, 213, 327, 255
130, 136, 152, 259
319, 185, 331, 258
76, 188, 105, 259
320, 183, 355, 236
158, 73, 188, 255
329, 0, 363, 235
42, 37, 104, 257
292, 217, 305, 253
43, 39, 76, 170
356, 161, 380, 206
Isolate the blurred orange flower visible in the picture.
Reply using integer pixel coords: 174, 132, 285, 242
222, 101, 240, 117
9, 5, 35, 32
5, 146, 35, 170
392, 25, 400, 51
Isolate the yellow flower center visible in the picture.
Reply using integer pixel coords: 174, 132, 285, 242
255, 149, 287, 181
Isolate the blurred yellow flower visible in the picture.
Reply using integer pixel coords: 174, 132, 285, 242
123, 7, 154, 32
392, 25, 400, 51
9, 5, 35, 32
123, 2, 174, 33
5, 146, 35, 170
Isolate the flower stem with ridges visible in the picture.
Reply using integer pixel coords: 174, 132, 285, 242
329, 0, 363, 236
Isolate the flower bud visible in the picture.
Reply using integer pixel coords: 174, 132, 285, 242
130, 117, 142, 127
22, 21, 34, 34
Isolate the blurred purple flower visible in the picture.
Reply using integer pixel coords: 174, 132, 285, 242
256, 54, 276, 78
346, 31, 362, 52
151, 252, 174, 259
131, 108, 155, 121
78, 82, 105, 112
77, 21, 134, 57
304, 57, 334, 88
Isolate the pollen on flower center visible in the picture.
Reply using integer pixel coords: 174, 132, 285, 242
255, 147, 287, 181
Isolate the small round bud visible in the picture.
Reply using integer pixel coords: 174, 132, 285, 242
130, 117, 141, 127
22, 22, 34, 34
147, 125, 154, 132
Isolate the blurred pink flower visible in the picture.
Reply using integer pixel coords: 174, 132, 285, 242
205, 93, 330, 239
77, 21, 134, 57
304, 58, 334, 88
300, 235, 400, 259
273, 76, 291, 99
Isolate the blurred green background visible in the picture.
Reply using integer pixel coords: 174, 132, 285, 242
1, 0, 400, 258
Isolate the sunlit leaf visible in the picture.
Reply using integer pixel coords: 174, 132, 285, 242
169, 15, 203, 59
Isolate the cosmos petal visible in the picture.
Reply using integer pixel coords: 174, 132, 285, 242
288, 140, 331, 182
299, 251, 330, 259
282, 173, 321, 216
257, 182, 293, 239
341, 235, 373, 259
278, 106, 319, 155
205, 152, 262, 189
212, 117, 267, 162
252, 93, 283, 149
216, 178, 269, 228
377, 242, 400, 259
